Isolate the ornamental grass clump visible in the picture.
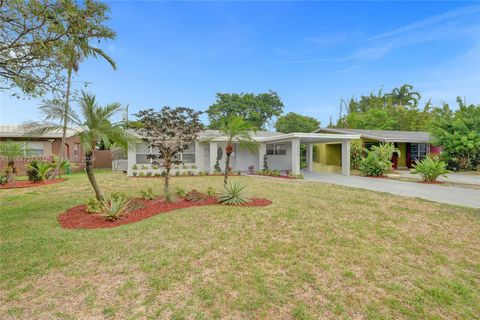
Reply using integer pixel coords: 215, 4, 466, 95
140, 187, 155, 200
411, 157, 449, 182
218, 181, 248, 205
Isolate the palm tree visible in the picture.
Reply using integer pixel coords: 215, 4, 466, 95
26, 91, 131, 200
387, 84, 421, 108
0, 140, 31, 182
217, 116, 258, 184
52, 2, 117, 179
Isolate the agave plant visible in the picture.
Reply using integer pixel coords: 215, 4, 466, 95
101, 194, 131, 221
26, 161, 53, 182
218, 181, 248, 205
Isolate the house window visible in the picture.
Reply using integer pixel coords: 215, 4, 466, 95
411, 143, 428, 162
26, 142, 44, 156
266, 143, 287, 156
136, 143, 150, 164
73, 143, 79, 157
137, 143, 196, 165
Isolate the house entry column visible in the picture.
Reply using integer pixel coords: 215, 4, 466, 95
341, 140, 351, 175
258, 143, 266, 171
209, 142, 218, 174
306, 143, 313, 172
291, 138, 301, 174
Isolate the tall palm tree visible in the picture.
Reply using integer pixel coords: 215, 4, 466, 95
217, 116, 258, 184
387, 84, 421, 108
26, 91, 131, 200
52, 1, 117, 179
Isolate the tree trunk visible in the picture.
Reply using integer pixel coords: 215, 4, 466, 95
85, 152, 104, 201
224, 154, 231, 185
164, 167, 170, 195
52, 67, 72, 180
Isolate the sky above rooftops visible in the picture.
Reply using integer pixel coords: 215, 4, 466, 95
1, 1, 479, 128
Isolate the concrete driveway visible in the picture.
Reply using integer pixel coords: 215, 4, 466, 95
303, 171, 480, 209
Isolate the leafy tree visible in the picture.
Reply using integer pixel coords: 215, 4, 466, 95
0, 0, 66, 96
134, 107, 203, 196
26, 91, 131, 200
430, 99, 480, 170
207, 91, 284, 130
215, 116, 258, 184
274, 112, 320, 133
51, 0, 116, 179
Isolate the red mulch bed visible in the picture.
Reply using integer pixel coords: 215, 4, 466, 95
58, 197, 272, 230
418, 180, 445, 184
0, 179, 64, 190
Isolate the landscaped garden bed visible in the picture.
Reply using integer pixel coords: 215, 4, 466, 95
0, 178, 64, 189
58, 196, 272, 229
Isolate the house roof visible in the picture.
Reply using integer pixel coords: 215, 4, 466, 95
0, 124, 78, 139
313, 128, 431, 143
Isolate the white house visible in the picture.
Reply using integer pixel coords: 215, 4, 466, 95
127, 130, 360, 176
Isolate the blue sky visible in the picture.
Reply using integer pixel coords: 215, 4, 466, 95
1, 1, 479, 128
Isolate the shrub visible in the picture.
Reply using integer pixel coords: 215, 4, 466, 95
102, 194, 131, 221
132, 164, 138, 170
26, 160, 41, 182
26, 161, 53, 182
191, 164, 197, 169
0, 175, 7, 185
206, 186, 216, 197
86, 198, 102, 213
175, 186, 186, 197
411, 157, 449, 182
218, 181, 248, 205
350, 140, 365, 169
175, 171, 180, 176
146, 171, 152, 177
187, 170, 193, 176
139, 171, 145, 177
140, 187, 155, 200
154, 172, 162, 177
152, 165, 159, 170
132, 171, 137, 177
359, 153, 388, 177
236, 170, 242, 175
141, 165, 148, 170
185, 189, 207, 202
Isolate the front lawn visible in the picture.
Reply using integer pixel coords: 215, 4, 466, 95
1, 170, 479, 319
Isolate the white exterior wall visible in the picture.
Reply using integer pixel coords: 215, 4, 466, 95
264, 142, 293, 171
127, 143, 137, 176
234, 145, 259, 171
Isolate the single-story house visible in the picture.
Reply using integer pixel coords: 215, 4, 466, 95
127, 130, 361, 176
312, 128, 440, 173
0, 125, 113, 172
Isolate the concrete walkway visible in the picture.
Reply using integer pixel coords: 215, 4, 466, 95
396, 170, 480, 185
303, 171, 480, 209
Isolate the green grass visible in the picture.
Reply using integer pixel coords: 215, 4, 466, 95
1, 170, 479, 319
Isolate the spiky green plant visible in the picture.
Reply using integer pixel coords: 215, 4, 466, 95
218, 181, 248, 205
101, 194, 130, 221
140, 187, 155, 200
411, 157, 449, 182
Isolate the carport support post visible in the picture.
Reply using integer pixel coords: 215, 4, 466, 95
209, 142, 217, 174
341, 140, 351, 175
291, 138, 301, 174
306, 143, 313, 172
258, 143, 266, 171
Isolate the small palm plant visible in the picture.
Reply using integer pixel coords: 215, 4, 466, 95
218, 181, 248, 205
26, 161, 53, 182
411, 157, 449, 182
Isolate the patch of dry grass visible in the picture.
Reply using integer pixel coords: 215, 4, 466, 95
1, 170, 479, 319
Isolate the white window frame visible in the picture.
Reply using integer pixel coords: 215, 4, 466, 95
266, 143, 287, 156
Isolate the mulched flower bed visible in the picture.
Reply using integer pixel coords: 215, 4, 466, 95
58, 197, 272, 230
0, 179, 64, 190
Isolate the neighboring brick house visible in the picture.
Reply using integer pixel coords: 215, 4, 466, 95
0, 125, 84, 173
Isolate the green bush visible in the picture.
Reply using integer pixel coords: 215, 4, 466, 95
132, 164, 138, 170
141, 165, 148, 170
132, 171, 137, 177
26, 160, 53, 182
411, 157, 449, 182
359, 153, 388, 177
218, 181, 248, 205
0, 175, 7, 185
86, 198, 102, 214
146, 171, 152, 177
154, 172, 162, 177
350, 140, 365, 169
139, 171, 145, 177
175, 186, 186, 197
206, 186, 216, 197
140, 187, 155, 200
